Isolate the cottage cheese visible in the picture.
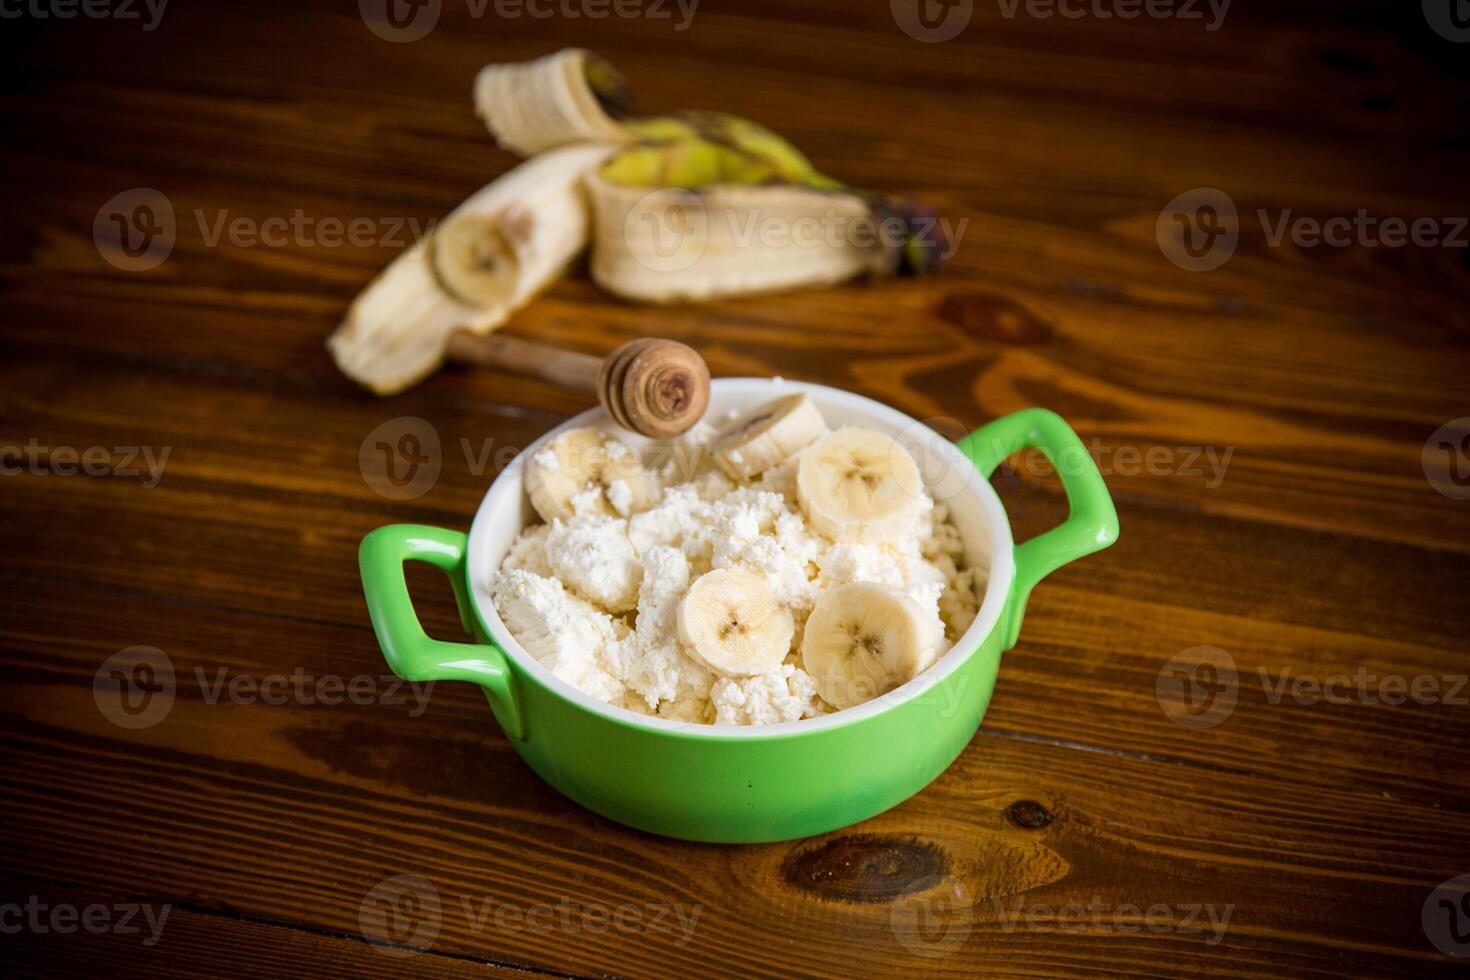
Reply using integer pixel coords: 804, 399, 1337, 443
494, 423, 982, 726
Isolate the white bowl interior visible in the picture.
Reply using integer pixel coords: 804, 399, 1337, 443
467, 378, 1016, 736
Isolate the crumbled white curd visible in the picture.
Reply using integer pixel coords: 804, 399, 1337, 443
494, 421, 981, 725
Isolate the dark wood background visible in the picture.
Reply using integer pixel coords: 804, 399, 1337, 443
3, 0, 1468, 976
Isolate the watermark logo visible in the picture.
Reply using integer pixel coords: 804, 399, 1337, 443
1424, 874, 1470, 957
0, 896, 171, 946
996, 0, 1230, 30
1156, 645, 1238, 729
890, 881, 973, 956
94, 188, 175, 272
360, 417, 442, 500
993, 895, 1233, 944
93, 653, 435, 730
93, 646, 176, 730
96, 188, 436, 272
1423, 0, 1470, 42
360, 0, 441, 42
1157, 188, 1238, 272
618, 195, 967, 276
360, 875, 442, 956
1, 440, 171, 487
1159, 649, 1468, 728
361, 0, 696, 41
1259, 666, 1466, 708
357, 876, 701, 955
1160, 189, 1467, 271
1424, 418, 1470, 501
0, 0, 169, 31
623, 189, 710, 274
892, 0, 973, 42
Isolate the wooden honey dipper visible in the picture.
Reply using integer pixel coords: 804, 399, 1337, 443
446, 330, 711, 439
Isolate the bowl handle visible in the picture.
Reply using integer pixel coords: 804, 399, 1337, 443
958, 409, 1119, 650
359, 524, 525, 740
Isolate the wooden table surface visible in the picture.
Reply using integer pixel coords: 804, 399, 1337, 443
4, 1, 1468, 976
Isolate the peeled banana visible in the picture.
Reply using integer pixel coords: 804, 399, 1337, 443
474, 49, 950, 304
328, 143, 613, 395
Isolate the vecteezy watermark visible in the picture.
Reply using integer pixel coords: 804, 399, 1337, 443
193, 667, 434, 717
1157, 646, 1238, 730
1424, 874, 1470, 958
1259, 667, 1468, 708
1424, 418, 1470, 501
359, 0, 697, 43
1423, 0, 1470, 43
892, 0, 1226, 42
1158, 188, 1469, 271
891, 0, 974, 42
890, 881, 974, 957
1157, 646, 1470, 729
0, 896, 171, 947
359, 418, 652, 501
620, 191, 967, 275
929, 417, 1234, 497
993, 895, 1234, 945
995, 0, 1229, 31
360, 417, 443, 501
991, 439, 1233, 489
0, 439, 171, 488
94, 646, 176, 730
358, 875, 702, 957
93, 647, 435, 730
94, 188, 175, 272
1156, 188, 1239, 272
94, 188, 435, 272
0, 0, 168, 31
360, 875, 442, 957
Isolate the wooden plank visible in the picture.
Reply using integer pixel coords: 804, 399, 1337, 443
1, 588, 1465, 978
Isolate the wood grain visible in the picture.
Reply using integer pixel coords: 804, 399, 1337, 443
2, 0, 1468, 975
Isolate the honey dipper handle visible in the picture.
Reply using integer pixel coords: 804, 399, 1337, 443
446, 331, 602, 392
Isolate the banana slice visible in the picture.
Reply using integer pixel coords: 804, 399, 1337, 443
710, 393, 826, 480
427, 208, 521, 308
797, 428, 924, 543
801, 582, 943, 709
524, 427, 658, 523
676, 568, 794, 677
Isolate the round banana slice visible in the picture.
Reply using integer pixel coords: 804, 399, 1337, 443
524, 427, 658, 523
676, 568, 794, 677
801, 582, 943, 709
796, 427, 924, 543
428, 211, 521, 307
710, 393, 827, 480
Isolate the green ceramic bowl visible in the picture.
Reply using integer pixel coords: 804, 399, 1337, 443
359, 380, 1117, 843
